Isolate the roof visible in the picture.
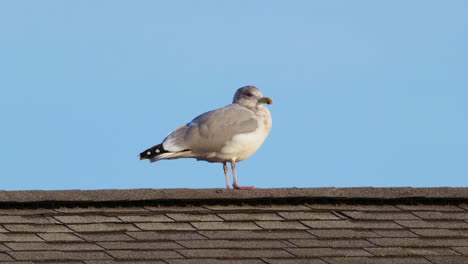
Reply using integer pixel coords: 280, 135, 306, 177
0, 188, 467, 264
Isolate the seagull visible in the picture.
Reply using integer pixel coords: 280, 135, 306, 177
139, 85, 273, 190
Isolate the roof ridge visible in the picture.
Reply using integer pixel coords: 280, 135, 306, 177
0, 188, 467, 209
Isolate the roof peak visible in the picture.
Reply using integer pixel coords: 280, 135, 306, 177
1, 187, 467, 209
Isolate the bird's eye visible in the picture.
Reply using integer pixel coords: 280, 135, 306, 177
246, 92, 254, 97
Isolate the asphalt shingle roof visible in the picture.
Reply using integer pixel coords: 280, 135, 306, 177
0, 188, 467, 264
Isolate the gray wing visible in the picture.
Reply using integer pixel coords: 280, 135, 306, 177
163, 104, 258, 154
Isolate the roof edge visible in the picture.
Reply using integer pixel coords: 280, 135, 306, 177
0, 187, 467, 208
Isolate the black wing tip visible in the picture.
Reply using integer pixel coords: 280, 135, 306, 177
139, 152, 148, 160
139, 144, 167, 160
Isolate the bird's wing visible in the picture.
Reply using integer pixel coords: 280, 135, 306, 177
162, 104, 258, 154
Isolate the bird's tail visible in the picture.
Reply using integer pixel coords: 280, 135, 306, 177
139, 144, 169, 162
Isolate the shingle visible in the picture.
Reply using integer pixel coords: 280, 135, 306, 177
136, 222, 195, 231
107, 249, 183, 259
396, 205, 465, 211
68, 223, 139, 232
146, 206, 210, 213
38, 232, 84, 241
4, 224, 72, 233
9, 250, 111, 261
306, 205, 401, 211
177, 248, 293, 258
0, 226, 9, 233
395, 220, 468, 229
0, 244, 11, 251
64, 251, 114, 260
217, 213, 284, 221
368, 238, 468, 247
5, 242, 102, 251
255, 221, 309, 230
323, 257, 432, 264
302, 220, 403, 229
177, 239, 286, 249
278, 212, 340, 220
166, 213, 223, 222
0, 215, 55, 224
98, 241, 182, 250
410, 228, 468, 237
0, 209, 56, 215
366, 247, 460, 256
55, 207, 149, 214
167, 259, 266, 264
78, 232, 135, 242
204, 205, 311, 211
127, 231, 207, 241
263, 258, 327, 264
35, 262, 82, 264
288, 239, 375, 248
118, 215, 174, 222
342, 211, 420, 220
54, 207, 109, 213
199, 230, 314, 240
368, 238, 427, 247
86, 261, 167, 264
0, 233, 43, 242
191, 221, 260, 230
412, 211, 468, 220
452, 247, 468, 255
0, 253, 14, 261
54, 215, 121, 223
307, 229, 380, 238
286, 248, 372, 257
426, 256, 468, 264
371, 230, 418, 238
421, 239, 468, 247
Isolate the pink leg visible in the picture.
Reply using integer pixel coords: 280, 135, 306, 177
231, 160, 254, 190
223, 162, 231, 189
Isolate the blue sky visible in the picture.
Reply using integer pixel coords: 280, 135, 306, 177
1, 1, 467, 190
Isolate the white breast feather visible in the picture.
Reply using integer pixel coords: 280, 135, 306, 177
219, 108, 271, 162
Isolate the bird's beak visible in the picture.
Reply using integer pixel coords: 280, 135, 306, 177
258, 97, 273, 105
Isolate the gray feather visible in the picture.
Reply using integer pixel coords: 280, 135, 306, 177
162, 104, 258, 154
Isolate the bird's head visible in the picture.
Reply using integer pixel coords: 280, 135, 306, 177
233, 85, 273, 108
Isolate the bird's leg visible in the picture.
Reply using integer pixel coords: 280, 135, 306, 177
223, 162, 231, 189
231, 160, 255, 190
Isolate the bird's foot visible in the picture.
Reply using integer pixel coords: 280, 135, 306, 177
233, 184, 255, 190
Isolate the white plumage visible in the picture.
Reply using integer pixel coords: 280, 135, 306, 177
139, 85, 273, 189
